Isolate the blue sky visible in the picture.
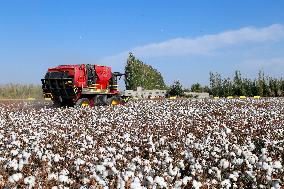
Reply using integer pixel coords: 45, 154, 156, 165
0, 0, 284, 88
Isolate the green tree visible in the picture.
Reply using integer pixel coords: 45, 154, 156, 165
167, 80, 184, 97
124, 53, 166, 90
191, 83, 202, 92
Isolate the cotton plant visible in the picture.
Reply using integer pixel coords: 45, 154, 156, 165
0, 98, 283, 188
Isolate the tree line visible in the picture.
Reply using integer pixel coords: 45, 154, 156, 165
207, 70, 284, 97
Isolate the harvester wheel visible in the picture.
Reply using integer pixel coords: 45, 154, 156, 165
107, 96, 121, 106
75, 98, 90, 108
94, 95, 107, 106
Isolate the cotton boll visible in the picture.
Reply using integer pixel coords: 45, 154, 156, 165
146, 176, 154, 185
123, 171, 134, 181
8, 159, 19, 171
235, 148, 242, 156
221, 179, 231, 189
159, 136, 167, 145
59, 174, 70, 183
230, 152, 236, 157
75, 158, 85, 165
154, 176, 167, 188
60, 169, 69, 176
225, 127, 231, 134
229, 173, 238, 182
272, 161, 282, 169
247, 155, 256, 164
48, 173, 58, 181
182, 176, 192, 185
8, 173, 23, 183
53, 154, 61, 162
220, 159, 230, 169
81, 177, 90, 185
174, 180, 183, 188
192, 180, 202, 189
130, 177, 145, 189
211, 179, 218, 185
261, 148, 267, 154
168, 163, 178, 176
271, 179, 281, 189
24, 176, 35, 187
165, 156, 173, 163
178, 160, 185, 170
10, 149, 19, 156
18, 159, 24, 171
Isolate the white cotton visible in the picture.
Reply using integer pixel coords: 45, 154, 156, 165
82, 177, 90, 184
261, 148, 267, 154
96, 165, 106, 174
60, 169, 69, 175
93, 174, 107, 186
75, 158, 85, 165
272, 161, 282, 169
8, 173, 23, 183
18, 159, 24, 171
130, 177, 144, 189
123, 133, 131, 142
165, 156, 173, 163
225, 127, 231, 134
48, 173, 58, 181
125, 146, 133, 152
11, 149, 19, 156
221, 179, 231, 189
220, 159, 230, 169
146, 176, 154, 184
59, 174, 69, 183
24, 176, 36, 186
123, 171, 134, 181
117, 175, 125, 189
246, 171, 255, 180
53, 154, 61, 162
271, 179, 281, 189
174, 180, 183, 188
192, 180, 202, 189
234, 147, 242, 156
261, 162, 270, 170
86, 135, 93, 141
154, 176, 167, 188
168, 163, 178, 176
178, 160, 185, 169
182, 176, 192, 185
8, 159, 19, 171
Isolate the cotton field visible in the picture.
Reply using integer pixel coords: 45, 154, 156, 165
0, 98, 283, 189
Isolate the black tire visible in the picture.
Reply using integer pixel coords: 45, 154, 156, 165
94, 95, 107, 106
74, 98, 91, 108
52, 100, 62, 108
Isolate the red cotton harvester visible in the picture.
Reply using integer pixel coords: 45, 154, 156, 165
41, 64, 126, 107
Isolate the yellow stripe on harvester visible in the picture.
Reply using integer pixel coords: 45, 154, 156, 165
27, 98, 35, 100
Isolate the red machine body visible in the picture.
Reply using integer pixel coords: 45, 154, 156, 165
42, 64, 124, 107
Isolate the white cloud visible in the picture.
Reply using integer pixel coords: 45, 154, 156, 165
132, 24, 284, 57
99, 24, 284, 65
